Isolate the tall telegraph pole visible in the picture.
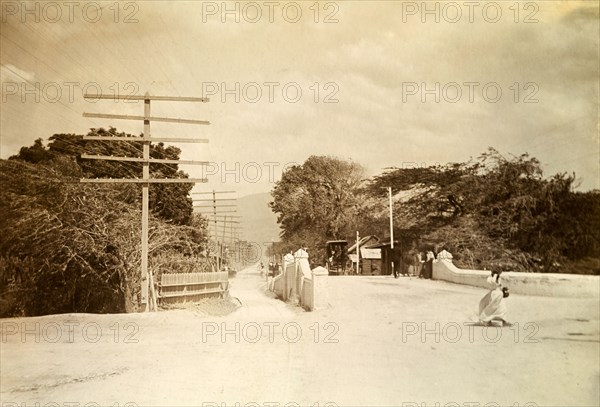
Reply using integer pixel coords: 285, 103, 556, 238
80, 92, 210, 311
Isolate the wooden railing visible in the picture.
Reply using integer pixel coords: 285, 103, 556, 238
158, 271, 229, 303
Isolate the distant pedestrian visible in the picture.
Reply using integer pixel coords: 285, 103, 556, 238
421, 250, 434, 279
416, 250, 426, 278
283, 250, 294, 272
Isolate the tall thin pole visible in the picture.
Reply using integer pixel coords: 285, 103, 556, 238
213, 190, 219, 270
389, 186, 395, 277
356, 231, 360, 275
81, 92, 209, 312
222, 215, 228, 269
141, 94, 150, 311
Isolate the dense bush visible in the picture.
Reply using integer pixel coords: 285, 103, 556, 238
0, 158, 138, 315
367, 149, 600, 274
0, 132, 209, 317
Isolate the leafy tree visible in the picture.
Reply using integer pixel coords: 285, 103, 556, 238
269, 156, 365, 260
10, 128, 194, 225
11, 138, 54, 163
366, 148, 600, 274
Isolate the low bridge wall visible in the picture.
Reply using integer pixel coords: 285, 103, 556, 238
433, 253, 599, 298
272, 259, 329, 311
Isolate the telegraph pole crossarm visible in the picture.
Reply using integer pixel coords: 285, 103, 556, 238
83, 112, 210, 125
193, 198, 237, 202
194, 205, 237, 208
80, 92, 211, 313
81, 154, 209, 166
192, 190, 239, 272
81, 178, 208, 184
199, 214, 242, 218
84, 94, 209, 102
82, 136, 209, 143
192, 190, 236, 194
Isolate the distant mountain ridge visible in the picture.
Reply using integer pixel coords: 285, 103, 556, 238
238, 192, 280, 246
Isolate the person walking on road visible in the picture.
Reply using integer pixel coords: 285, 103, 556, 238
478, 270, 511, 326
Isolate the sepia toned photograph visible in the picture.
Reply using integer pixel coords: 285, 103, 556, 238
1, 1, 599, 406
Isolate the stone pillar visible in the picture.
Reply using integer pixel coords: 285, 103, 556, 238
282, 253, 295, 274
284, 263, 295, 301
433, 250, 453, 281
293, 249, 310, 304
311, 266, 329, 311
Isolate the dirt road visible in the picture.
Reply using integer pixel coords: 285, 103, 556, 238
1, 266, 598, 406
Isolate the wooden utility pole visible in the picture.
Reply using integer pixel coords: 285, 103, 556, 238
81, 92, 210, 312
388, 186, 395, 278
192, 190, 238, 270
356, 231, 360, 275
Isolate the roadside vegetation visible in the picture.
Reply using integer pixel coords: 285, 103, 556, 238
270, 149, 600, 275
2, 131, 598, 317
0, 128, 210, 317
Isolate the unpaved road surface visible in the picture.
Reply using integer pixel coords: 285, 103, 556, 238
1, 267, 599, 406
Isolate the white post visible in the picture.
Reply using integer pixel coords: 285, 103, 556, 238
311, 266, 329, 311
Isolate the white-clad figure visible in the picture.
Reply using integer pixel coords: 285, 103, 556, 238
283, 250, 295, 271
478, 270, 511, 326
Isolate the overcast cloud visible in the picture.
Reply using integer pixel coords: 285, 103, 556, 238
1, 1, 598, 195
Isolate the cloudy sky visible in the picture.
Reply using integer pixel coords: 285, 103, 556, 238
1, 0, 598, 197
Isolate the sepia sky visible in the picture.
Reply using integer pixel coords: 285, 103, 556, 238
1, 0, 598, 197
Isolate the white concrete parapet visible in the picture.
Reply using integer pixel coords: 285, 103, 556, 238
300, 277, 314, 310
273, 262, 295, 301
272, 249, 330, 311
300, 266, 329, 311
310, 266, 329, 310
433, 253, 599, 298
